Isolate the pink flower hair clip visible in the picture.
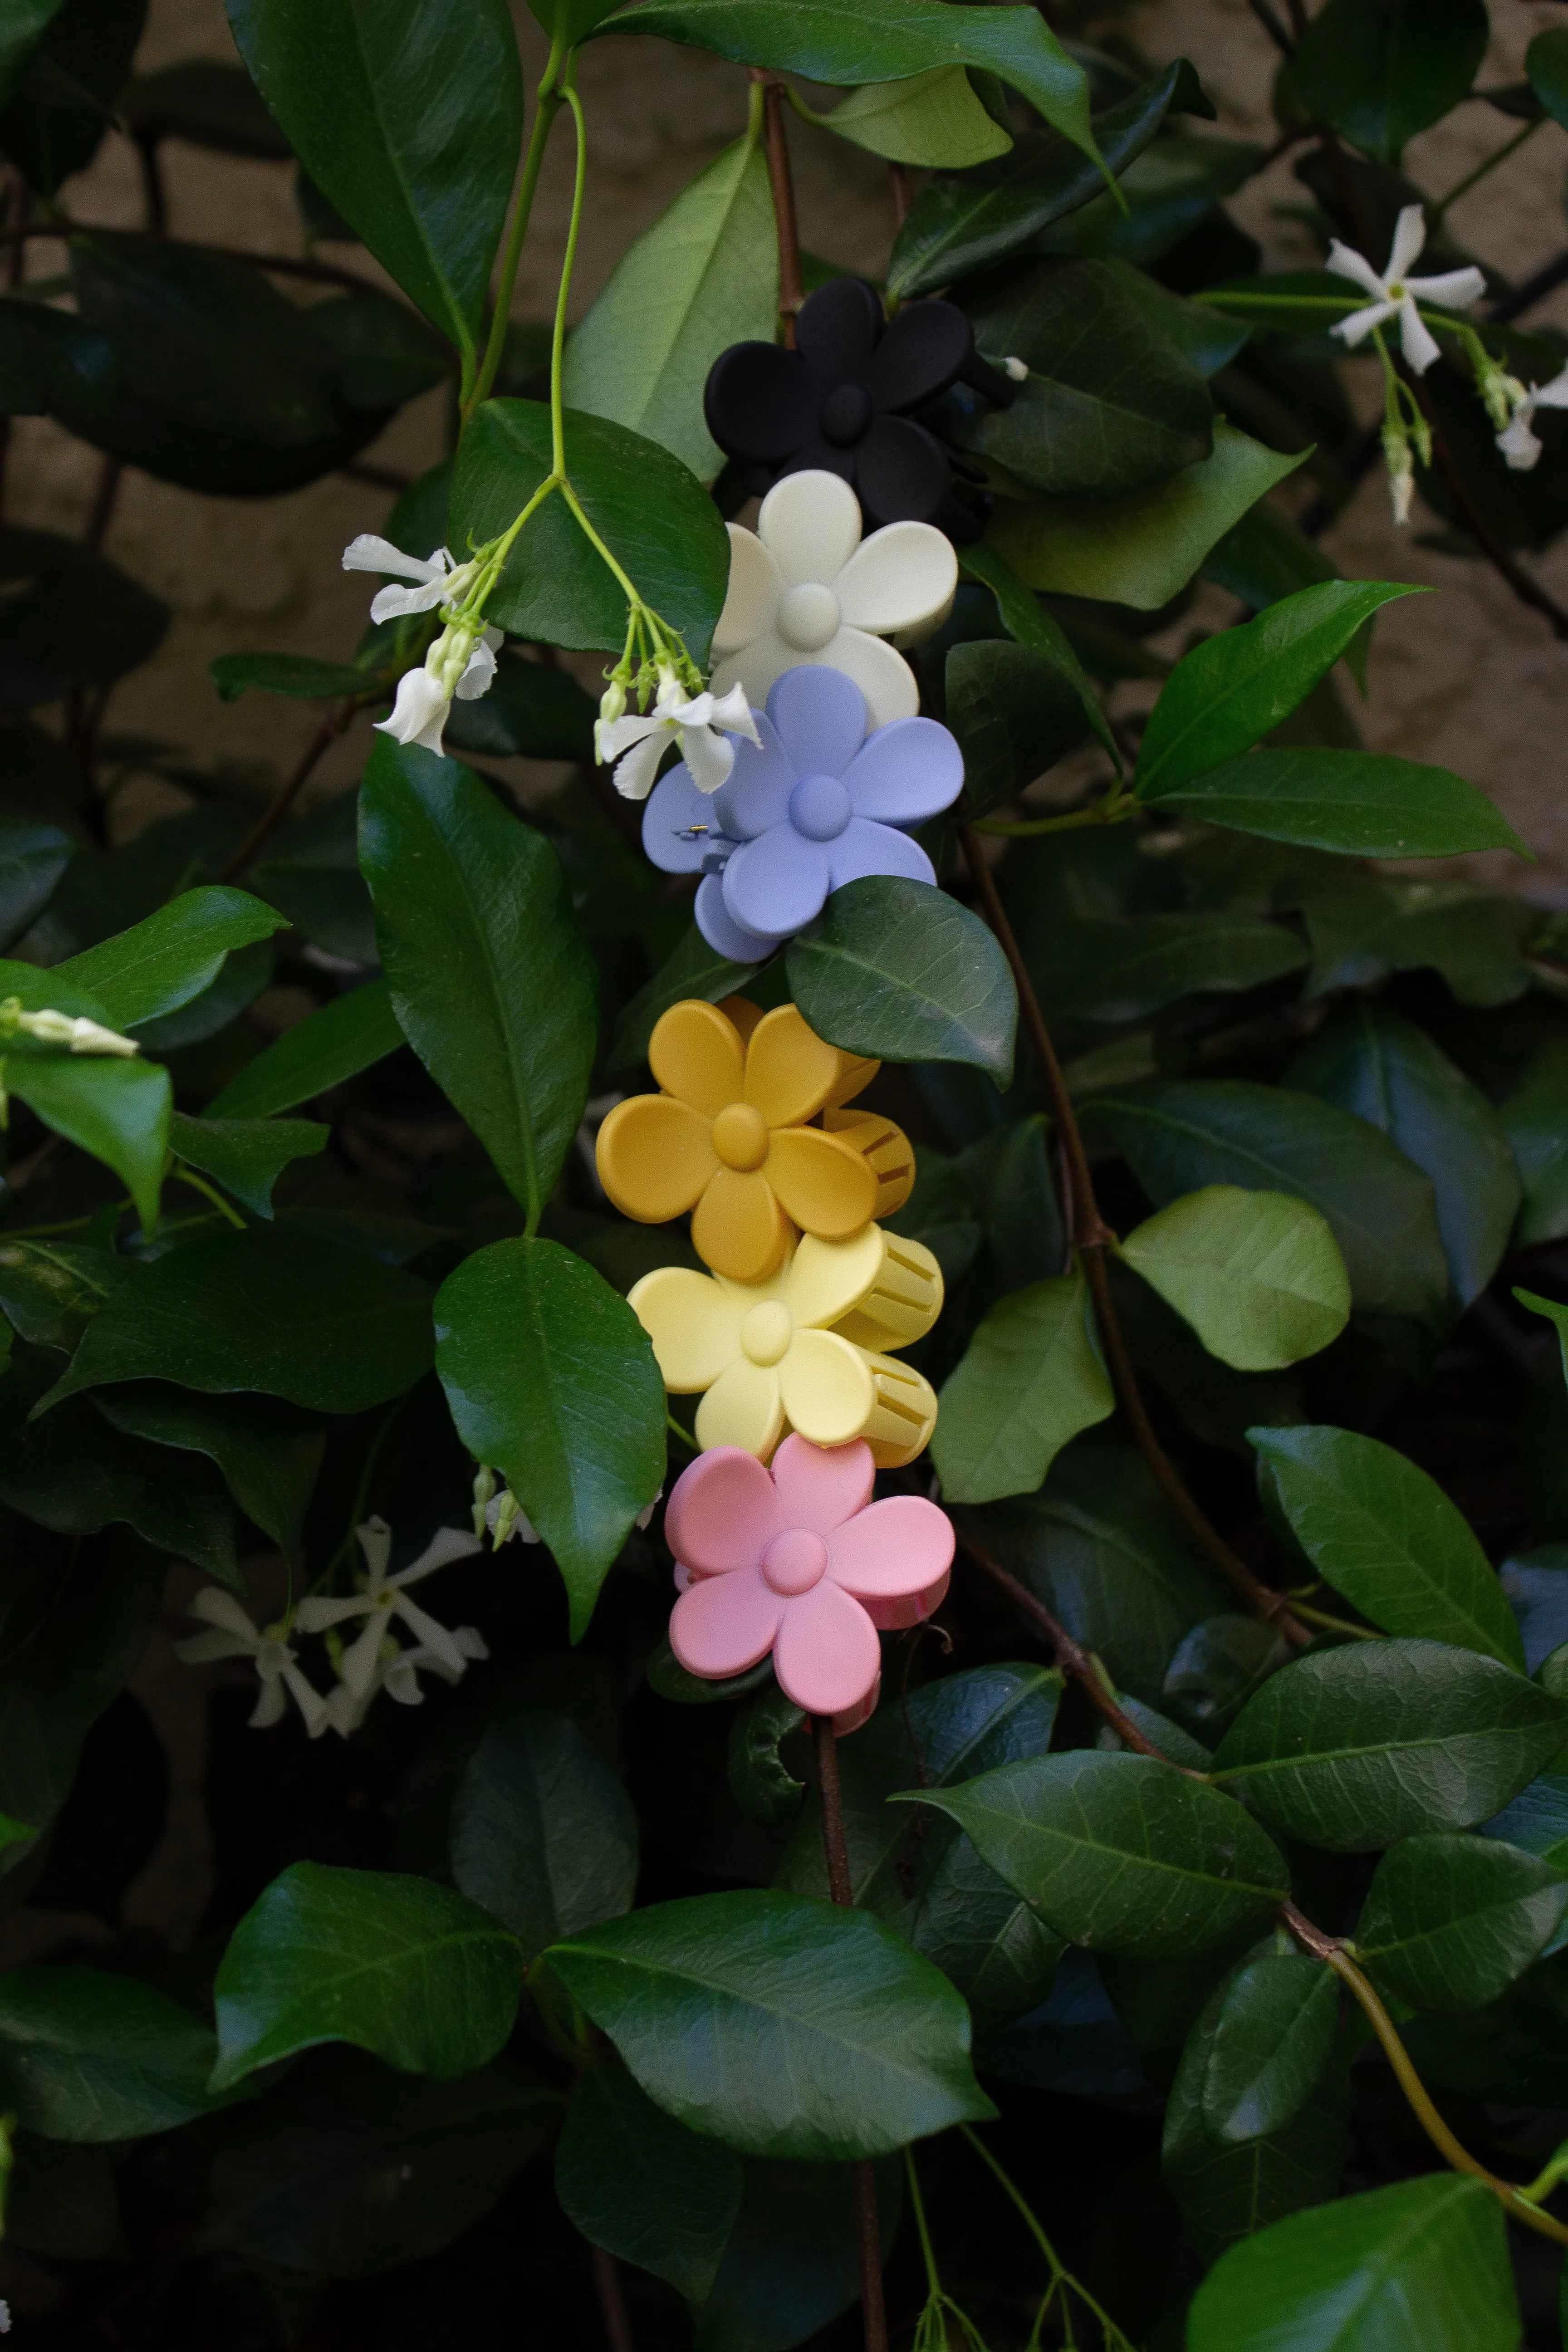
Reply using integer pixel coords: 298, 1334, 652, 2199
665, 1434, 953, 1734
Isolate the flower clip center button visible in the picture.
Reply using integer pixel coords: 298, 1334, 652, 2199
761, 1527, 829, 1596
789, 773, 853, 841
711, 1100, 771, 1171
777, 581, 842, 652
740, 1300, 794, 1366
821, 382, 873, 447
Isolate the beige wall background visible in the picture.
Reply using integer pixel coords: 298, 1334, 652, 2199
11, 0, 1568, 890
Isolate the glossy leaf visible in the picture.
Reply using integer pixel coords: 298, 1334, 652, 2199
912, 1750, 1289, 1958
1187, 2175, 1520, 2352
1122, 1186, 1350, 1372
450, 1701, 638, 1963
1199, 1952, 1340, 2144
1085, 1079, 1449, 1325
211, 1861, 522, 2092
451, 399, 731, 661
169, 1108, 327, 1219
932, 1268, 1115, 1504
1032, 909, 1307, 1024
1211, 1639, 1567, 1850
1528, 27, 1568, 132
0, 0, 66, 114
544, 1888, 994, 2161
1354, 1833, 1568, 2014
10, 1056, 171, 1236
441, 648, 598, 764
0, 1237, 130, 1350
359, 740, 598, 1226
1134, 583, 1416, 804
1502, 1043, 1568, 1247
206, 978, 404, 1121
38, 1228, 433, 1416
988, 421, 1304, 610
92, 1383, 323, 1558
1156, 746, 1527, 861
957, 538, 1118, 765
1292, 0, 1490, 165
556, 2064, 741, 2306
434, 1238, 665, 1640
54, 883, 285, 1029
0, 1966, 225, 2141
815, 66, 1011, 169
697, 2154, 902, 2351
1250, 1426, 1523, 1669
1165, 2002, 1349, 2264
787, 876, 1017, 1085
564, 132, 777, 482
945, 637, 1090, 821
0, 819, 70, 952
223, 0, 522, 352
1040, 130, 1260, 267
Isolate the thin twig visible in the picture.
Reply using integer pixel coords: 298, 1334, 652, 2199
219, 700, 368, 882
812, 1715, 888, 2352
888, 162, 916, 231
82, 453, 122, 555
591, 2248, 635, 2352
956, 824, 1308, 1643
751, 73, 805, 343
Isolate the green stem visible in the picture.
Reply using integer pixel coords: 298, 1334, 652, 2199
975, 790, 1137, 840
666, 1412, 698, 1451
0, 1203, 127, 1241
551, 64, 588, 482
1286, 1597, 1381, 1639
1431, 113, 1544, 220
957, 2126, 1133, 2349
464, 33, 568, 422
904, 2149, 943, 2301
172, 1166, 245, 1230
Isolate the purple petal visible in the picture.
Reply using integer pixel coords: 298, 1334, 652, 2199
843, 717, 965, 828
826, 816, 936, 895
696, 874, 775, 963
642, 764, 726, 876
796, 278, 882, 390
723, 825, 832, 941
765, 665, 867, 783
711, 709, 795, 840
869, 300, 972, 411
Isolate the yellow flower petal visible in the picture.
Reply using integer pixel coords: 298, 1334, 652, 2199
743, 1004, 844, 1127
692, 1166, 792, 1283
649, 999, 745, 1119
778, 1328, 877, 1447
596, 1093, 716, 1223
784, 1227, 887, 1331
766, 1126, 877, 1242
696, 1357, 787, 1458
628, 1267, 743, 1391
822, 1107, 916, 1220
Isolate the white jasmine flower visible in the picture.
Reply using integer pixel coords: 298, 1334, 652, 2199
600, 675, 761, 801
1382, 421, 1416, 525
294, 1518, 481, 1702
341, 535, 479, 625
1326, 205, 1486, 376
320, 1623, 490, 1739
0, 998, 138, 1056
709, 471, 956, 729
374, 622, 504, 757
174, 1588, 328, 1737
1001, 355, 1029, 383
1495, 362, 1568, 471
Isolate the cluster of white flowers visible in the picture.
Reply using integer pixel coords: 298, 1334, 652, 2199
343, 535, 503, 758
0, 996, 138, 1055
176, 1518, 486, 1739
595, 669, 760, 802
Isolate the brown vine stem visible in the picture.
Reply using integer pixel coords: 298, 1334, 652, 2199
220, 697, 373, 882
956, 824, 1309, 1646
751, 72, 804, 346
813, 1715, 889, 2352
959, 1529, 1568, 2249
592, 2247, 636, 2352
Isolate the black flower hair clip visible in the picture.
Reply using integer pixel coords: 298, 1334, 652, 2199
703, 278, 1015, 544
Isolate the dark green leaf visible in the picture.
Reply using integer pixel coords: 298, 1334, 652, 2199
442, 648, 598, 763
0, 0, 67, 115
224, 0, 522, 352
1354, 1833, 1568, 2013
1250, 1426, 1524, 1668
0, 526, 166, 710
787, 876, 1017, 1085
1040, 132, 1261, 266
206, 977, 404, 1121
544, 1887, 995, 2160
911, 1750, 1289, 1957
452, 400, 731, 661
9, 1056, 171, 1235
1154, 746, 1528, 860
211, 1859, 522, 2092
956, 539, 1117, 765
696, 2154, 902, 2352
1528, 26, 1568, 132
1518, 1288, 1568, 1388
1186, 2175, 1520, 2352
0, 1965, 225, 2140
121, 59, 291, 157
932, 1267, 1115, 1504
434, 1237, 665, 1640
1292, 0, 1490, 164
608, 921, 761, 1078
92, 1382, 322, 1558
1211, 1638, 1568, 1849
728, 1682, 806, 1828
450, 1700, 638, 1962
0, 819, 70, 951
250, 790, 376, 968
211, 652, 375, 703
0, 0, 145, 196
169, 1108, 325, 1218
556, 2064, 741, 2305
1502, 1042, 1568, 1247
0, 1237, 130, 1349
944, 638, 1089, 822
54, 882, 285, 1029
1199, 1951, 1340, 2144
38, 1227, 433, 1416
1034, 909, 1308, 1024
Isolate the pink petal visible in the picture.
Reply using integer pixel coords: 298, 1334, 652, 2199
670, 1564, 783, 1681
769, 1434, 875, 1535
772, 1579, 881, 1718
826, 1497, 955, 1622
665, 1446, 782, 1577
831, 1672, 881, 1737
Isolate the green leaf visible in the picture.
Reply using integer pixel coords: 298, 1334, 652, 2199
932, 1267, 1115, 1504
526, 0, 626, 44
0, 1237, 130, 1350
9, 1056, 171, 1235
1032, 909, 1308, 1024
1528, 26, 1568, 132
1084, 1079, 1449, 1325
1353, 1833, 1568, 2014
910, 1751, 1289, 1958
1134, 582, 1416, 803
1292, 0, 1490, 165
206, 977, 404, 1121
0, 527, 166, 710
211, 651, 376, 702
169, 1107, 327, 1219
0, 1966, 226, 2141
1122, 1186, 1350, 1372
54, 882, 286, 1029
1199, 1951, 1340, 2144
1186, 2174, 1520, 2352
544, 1887, 995, 2161
1165, 1991, 1348, 2264
944, 638, 1090, 822
786, 876, 1017, 1085
889, 60, 1201, 299
442, 647, 598, 764
450, 1700, 638, 1963
37, 1227, 433, 1416
0, 0, 146, 198
216, 802, 372, 973
1154, 746, 1528, 861
699, 2154, 902, 2349
92, 1383, 322, 1558
1249, 1426, 1525, 1670
952, 255, 1213, 499
358, 740, 598, 1227
729, 1681, 807, 1828
988, 421, 1306, 610
1519, 1287, 1568, 1388
451, 400, 731, 661
604, 0, 1102, 173
956, 539, 1118, 765
0, 0, 67, 114
813, 65, 1011, 168
1039, 131, 1261, 267
555, 2064, 742, 2306
1501, 1043, 1568, 1247
434, 1237, 664, 1640
607, 921, 760, 1080
1288, 1003, 1520, 1310
223, 0, 522, 353
211, 1860, 523, 2092
0, 819, 70, 953
563, 132, 778, 481
1211, 1638, 1567, 1850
